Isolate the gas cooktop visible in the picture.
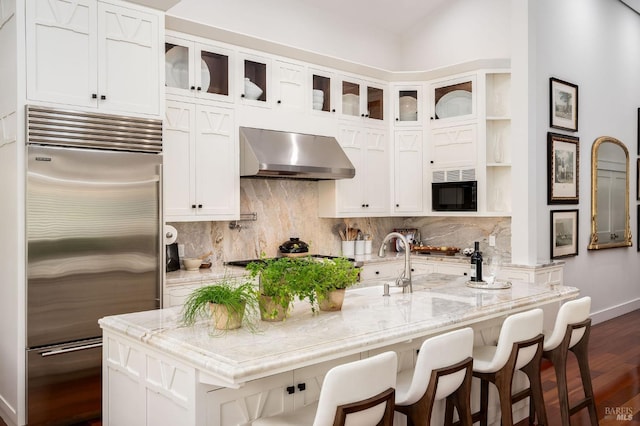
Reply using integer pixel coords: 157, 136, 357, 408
225, 254, 353, 268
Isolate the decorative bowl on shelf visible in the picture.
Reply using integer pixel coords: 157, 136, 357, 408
313, 101, 324, 110
244, 78, 263, 100
399, 95, 417, 120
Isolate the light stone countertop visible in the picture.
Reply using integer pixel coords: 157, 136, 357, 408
101, 273, 578, 388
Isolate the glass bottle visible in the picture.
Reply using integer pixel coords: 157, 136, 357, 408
470, 241, 483, 282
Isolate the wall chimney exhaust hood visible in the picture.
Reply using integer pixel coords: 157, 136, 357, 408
239, 127, 355, 180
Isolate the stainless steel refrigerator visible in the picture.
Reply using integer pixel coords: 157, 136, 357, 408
25, 106, 163, 425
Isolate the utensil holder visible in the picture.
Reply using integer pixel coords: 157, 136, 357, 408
355, 240, 365, 255
341, 240, 355, 257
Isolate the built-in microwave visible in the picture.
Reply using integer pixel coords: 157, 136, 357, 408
432, 181, 477, 212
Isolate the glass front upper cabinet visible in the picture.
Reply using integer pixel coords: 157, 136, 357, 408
342, 80, 360, 117
394, 86, 420, 125
312, 74, 332, 113
165, 37, 232, 101
367, 86, 384, 120
242, 57, 268, 103
430, 76, 476, 123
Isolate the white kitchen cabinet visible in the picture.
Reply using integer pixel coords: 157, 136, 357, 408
165, 33, 234, 103
205, 354, 359, 425
339, 76, 386, 122
429, 123, 477, 172
238, 52, 271, 107
26, 0, 161, 116
164, 100, 239, 221
392, 84, 423, 126
273, 59, 306, 113
309, 68, 339, 116
359, 261, 405, 282
393, 130, 424, 215
318, 125, 390, 217
429, 74, 476, 127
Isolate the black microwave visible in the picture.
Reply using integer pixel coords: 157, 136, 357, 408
432, 181, 477, 212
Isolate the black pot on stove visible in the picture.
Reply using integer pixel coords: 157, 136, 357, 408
279, 237, 309, 255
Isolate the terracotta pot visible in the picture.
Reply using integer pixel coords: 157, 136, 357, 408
209, 302, 245, 330
259, 294, 290, 322
319, 288, 346, 312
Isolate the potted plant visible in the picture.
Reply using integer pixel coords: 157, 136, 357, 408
247, 257, 300, 321
181, 279, 258, 330
312, 257, 359, 311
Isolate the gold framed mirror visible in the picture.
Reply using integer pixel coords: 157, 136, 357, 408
588, 136, 632, 249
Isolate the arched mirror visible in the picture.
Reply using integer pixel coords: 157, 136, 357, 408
588, 136, 632, 249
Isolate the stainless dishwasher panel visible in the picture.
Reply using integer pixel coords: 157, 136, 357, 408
26, 339, 102, 426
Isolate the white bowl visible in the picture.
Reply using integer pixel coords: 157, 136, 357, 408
183, 258, 203, 271
312, 89, 324, 98
244, 78, 263, 100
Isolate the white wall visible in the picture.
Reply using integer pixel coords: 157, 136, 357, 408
398, 0, 511, 71
532, 0, 640, 321
166, 0, 403, 71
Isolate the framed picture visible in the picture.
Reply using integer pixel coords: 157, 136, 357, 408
548, 132, 580, 204
551, 209, 579, 259
550, 77, 579, 132
637, 158, 640, 201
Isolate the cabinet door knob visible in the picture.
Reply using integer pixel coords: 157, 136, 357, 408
191, 204, 196, 209
277, 100, 282, 104
361, 204, 366, 208
361, 113, 365, 117
190, 86, 196, 90
297, 383, 306, 391
100, 95, 106, 100
396, 204, 399, 207
430, 117, 434, 120
241, 94, 245, 98
430, 160, 434, 164
91, 93, 97, 99
198, 204, 203, 208
365, 204, 369, 207
331, 109, 336, 113
395, 118, 399, 121
286, 386, 295, 395
196, 87, 202, 91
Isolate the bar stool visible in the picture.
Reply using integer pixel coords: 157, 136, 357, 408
395, 328, 474, 426
471, 308, 547, 426
543, 297, 598, 426
252, 351, 397, 426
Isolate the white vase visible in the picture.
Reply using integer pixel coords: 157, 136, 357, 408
493, 133, 504, 163
341, 241, 355, 257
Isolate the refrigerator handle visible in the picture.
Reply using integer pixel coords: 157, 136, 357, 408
41, 342, 103, 357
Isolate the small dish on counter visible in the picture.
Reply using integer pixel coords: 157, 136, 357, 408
183, 257, 203, 271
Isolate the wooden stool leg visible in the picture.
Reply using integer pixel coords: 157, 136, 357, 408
571, 329, 598, 426
480, 378, 490, 426
547, 346, 571, 426
493, 369, 515, 426
521, 352, 548, 425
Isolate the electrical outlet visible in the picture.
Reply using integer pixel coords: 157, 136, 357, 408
489, 235, 496, 247
178, 244, 185, 257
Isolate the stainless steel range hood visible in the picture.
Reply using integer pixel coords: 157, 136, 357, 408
239, 127, 355, 180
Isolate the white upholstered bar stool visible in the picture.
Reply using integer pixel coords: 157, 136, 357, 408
394, 327, 474, 426
542, 297, 598, 426
471, 308, 547, 426
251, 351, 397, 426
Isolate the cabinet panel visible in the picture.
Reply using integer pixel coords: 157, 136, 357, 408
194, 105, 238, 218
274, 60, 305, 113
26, 0, 97, 108
26, 0, 161, 116
393, 85, 422, 126
363, 129, 390, 213
164, 101, 238, 221
430, 75, 476, 125
394, 130, 424, 214
164, 101, 195, 218
98, 2, 159, 115
431, 124, 477, 170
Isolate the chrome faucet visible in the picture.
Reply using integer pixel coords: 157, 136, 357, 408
378, 232, 412, 293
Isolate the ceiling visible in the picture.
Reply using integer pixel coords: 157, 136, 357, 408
292, 0, 449, 35
621, 0, 640, 13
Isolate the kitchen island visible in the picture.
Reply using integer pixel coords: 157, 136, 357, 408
100, 274, 578, 426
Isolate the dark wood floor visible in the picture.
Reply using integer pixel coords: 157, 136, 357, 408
1, 309, 638, 426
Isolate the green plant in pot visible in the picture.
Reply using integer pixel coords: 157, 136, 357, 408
247, 257, 301, 321
312, 257, 359, 312
181, 279, 258, 330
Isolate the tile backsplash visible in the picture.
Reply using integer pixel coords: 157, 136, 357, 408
169, 179, 511, 266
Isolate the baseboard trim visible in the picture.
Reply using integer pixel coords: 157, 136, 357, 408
591, 298, 640, 325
